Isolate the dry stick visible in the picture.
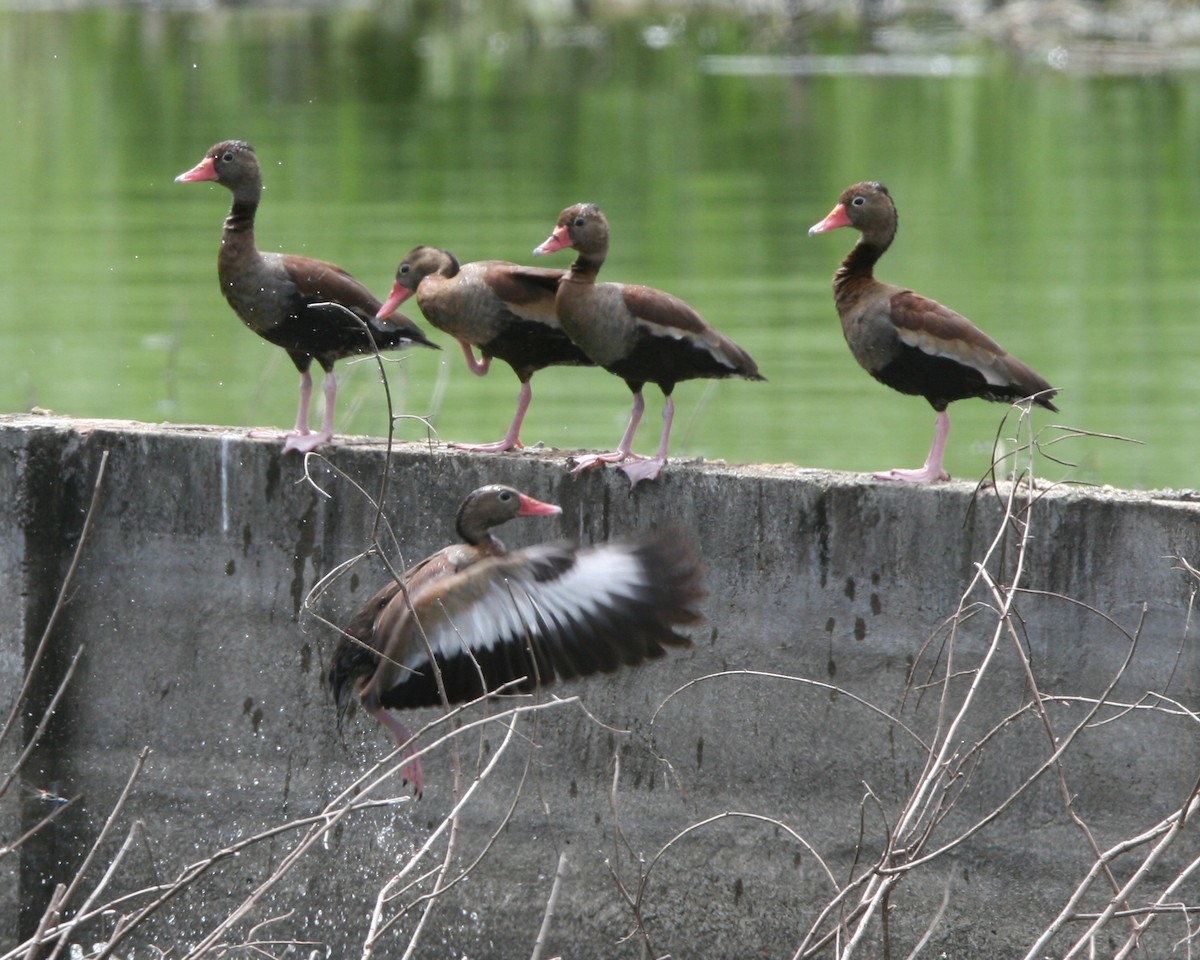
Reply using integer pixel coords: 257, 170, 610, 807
1079, 904, 1200, 922
1015, 588, 1141, 651
0, 794, 79, 859
657, 811, 842, 897
384, 690, 560, 943
793, 870, 879, 960
1024, 802, 1200, 960
362, 711, 528, 959
845, 796, 876, 945
604, 785, 843, 958
800, 797, 904, 958
901, 603, 985, 714
796, 715, 1060, 950
898, 429, 1039, 808
113, 806, 389, 960
8, 788, 407, 960
35, 744, 150, 960
385, 648, 496, 957
375, 708, 544, 924
902, 879, 952, 960
647, 669, 930, 875
297, 460, 404, 582
881, 587, 1144, 878
392, 772, 475, 960
1114, 849, 1200, 958
299, 474, 418, 691
358, 406, 587, 955
840, 415, 1044, 956
796, 480, 1022, 960
530, 852, 570, 960
604, 755, 656, 958
1125, 691, 1200, 726
650, 670, 929, 755
224, 911, 323, 959
294, 314, 460, 960
296, 307, 397, 546
355, 710, 540, 936
77, 699, 540, 960
303, 309, 491, 960
632, 804, 856, 960
981, 565, 1144, 932
802, 787, 937, 956
1155, 558, 1197, 700
23, 884, 67, 960
791, 467, 1040, 959
0, 648, 84, 800
360, 699, 573, 946
357, 325, 395, 546
0, 447, 108, 764
840, 546, 1019, 952
1062, 779, 1200, 960
15, 752, 151, 960
1037, 689, 1199, 728
295, 311, 421, 681
1016, 752, 1194, 951
45, 820, 146, 960
181, 699, 558, 960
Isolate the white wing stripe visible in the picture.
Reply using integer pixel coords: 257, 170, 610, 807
412, 545, 650, 662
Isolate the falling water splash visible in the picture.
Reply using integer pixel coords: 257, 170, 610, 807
220, 435, 233, 535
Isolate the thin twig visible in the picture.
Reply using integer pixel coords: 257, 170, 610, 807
530, 852, 570, 960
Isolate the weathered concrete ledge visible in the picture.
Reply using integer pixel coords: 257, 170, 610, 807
2, 414, 1199, 958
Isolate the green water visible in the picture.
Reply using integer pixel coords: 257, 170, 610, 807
2, 5, 1197, 490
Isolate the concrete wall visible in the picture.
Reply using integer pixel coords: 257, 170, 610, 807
2, 413, 1199, 958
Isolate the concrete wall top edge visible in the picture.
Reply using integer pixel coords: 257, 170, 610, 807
3, 412, 1197, 507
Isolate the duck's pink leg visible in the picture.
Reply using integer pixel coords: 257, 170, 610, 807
458, 340, 492, 377
621, 396, 673, 486
451, 381, 530, 453
875, 410, 951, 483
284, 371, 336, 453
249, 369, 313, 445
571, 391, 649, 473
368, 704, 424, 797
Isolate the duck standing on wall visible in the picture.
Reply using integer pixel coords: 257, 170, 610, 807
808, 181, 1058, 482
329, 484, 705, 795
377, 246, 595, 452
533, 204, 764, 486
176, 140, 438, 454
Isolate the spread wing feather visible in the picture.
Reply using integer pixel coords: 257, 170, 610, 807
367, 534, 704, 710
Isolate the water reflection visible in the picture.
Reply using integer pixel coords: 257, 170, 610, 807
0, 5, 1196, 489
702, 53, 983, 75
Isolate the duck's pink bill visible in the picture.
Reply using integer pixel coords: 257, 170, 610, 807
808, 203, 851, 235
533, 226, 572, 256
516, 494, 562, 517
377, 281, 414, 319
175, 156, 218, 183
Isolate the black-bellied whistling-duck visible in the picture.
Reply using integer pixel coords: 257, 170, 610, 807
377, 246, 594, 452
533, 204, 764, 486
808, 181, 1058, 483
329, 484, 705, 795
175, 140, 438, 454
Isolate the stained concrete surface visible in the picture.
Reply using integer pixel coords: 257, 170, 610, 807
2, 414, 1198, 958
